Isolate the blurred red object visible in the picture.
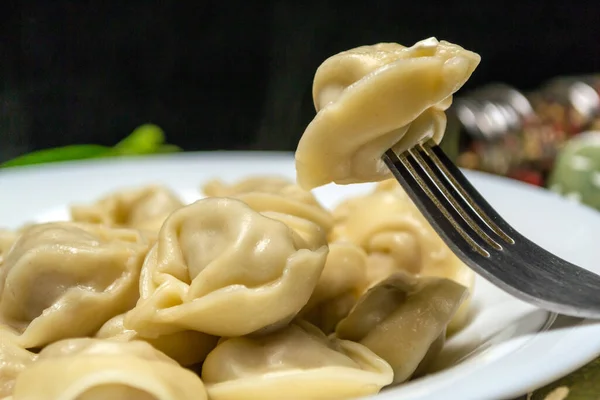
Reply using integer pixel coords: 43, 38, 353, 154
446, 75, 600, 187
508, 169, 544, 187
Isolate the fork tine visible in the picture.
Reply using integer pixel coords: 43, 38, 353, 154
402, 149, 498, 254
422, 140, 515, 243
382, 149, 490, 257
409, 146, 505, 250
385, 143, 600, 320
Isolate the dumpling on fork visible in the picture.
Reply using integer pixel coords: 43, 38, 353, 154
125, 197, 328, 338
201, 320, 393, 400
0, 222, 150, 348
10, 338, 207, 400
295, 37, 480, 189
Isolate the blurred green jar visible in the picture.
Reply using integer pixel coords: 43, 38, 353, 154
548, 130, 600, 210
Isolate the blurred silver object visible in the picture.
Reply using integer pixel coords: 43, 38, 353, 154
543, 76, 600, 125
447, 75, 600, 186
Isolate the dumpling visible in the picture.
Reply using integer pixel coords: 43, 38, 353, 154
258, 211, 328, 251
201, 320, 393, 400
0, 222, 150, 348
237, 192, 331, 250
336, 273, 467, 384
71, 184, 184, 234
295, 37, 480, 189
10, 338, 208, 400
203, 175, 334, 248
300, 242, 368, 334
0, 230, 18, 267
331, 182, 437, 278
96, 313, 218, 366
330, 179, 475, 333
202, 175, 324, 210
0, 328, 36, 398
235, 188, 332, 230
125, 197, 328, 338
202, 175, 293, 197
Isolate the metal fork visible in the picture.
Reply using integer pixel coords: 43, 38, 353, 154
382, 140, 600, 319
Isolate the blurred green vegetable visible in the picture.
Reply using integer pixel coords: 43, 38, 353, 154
528, 357, 600, 399
1, 124, 181, 168
548, 131, 600, 211
111, 124, 168, 155
1, 145, 111, 168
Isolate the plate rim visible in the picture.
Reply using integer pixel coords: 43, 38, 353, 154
2, 151, 600, 400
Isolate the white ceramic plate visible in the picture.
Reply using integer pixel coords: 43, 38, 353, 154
2, 152, 600, 400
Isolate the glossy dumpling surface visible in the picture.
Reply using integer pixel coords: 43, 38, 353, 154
331, 179, 475, 333
336, 273, 467, 384
0, 328, 36, 398
202, 321, 393, 400
0, 230, 17, 267
10, 338, 207, 400
71, 185, 184, 234
96, 313, 218, 366
0, 222, 149, 348
126, 197, 328, 337
300, 242, 368, 333
295, 37, 480, 189
202, 175, 294, 198
203, 175, 334, 248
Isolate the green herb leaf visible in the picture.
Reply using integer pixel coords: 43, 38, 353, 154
1, 145, 111, 168
112, 124, 166, 155
1, 124, 180, 168
155, 144, 183, 153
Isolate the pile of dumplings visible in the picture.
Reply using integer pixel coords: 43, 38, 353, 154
0, 176, 475, 400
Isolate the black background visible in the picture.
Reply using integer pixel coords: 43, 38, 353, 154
1, 1, 599, 161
